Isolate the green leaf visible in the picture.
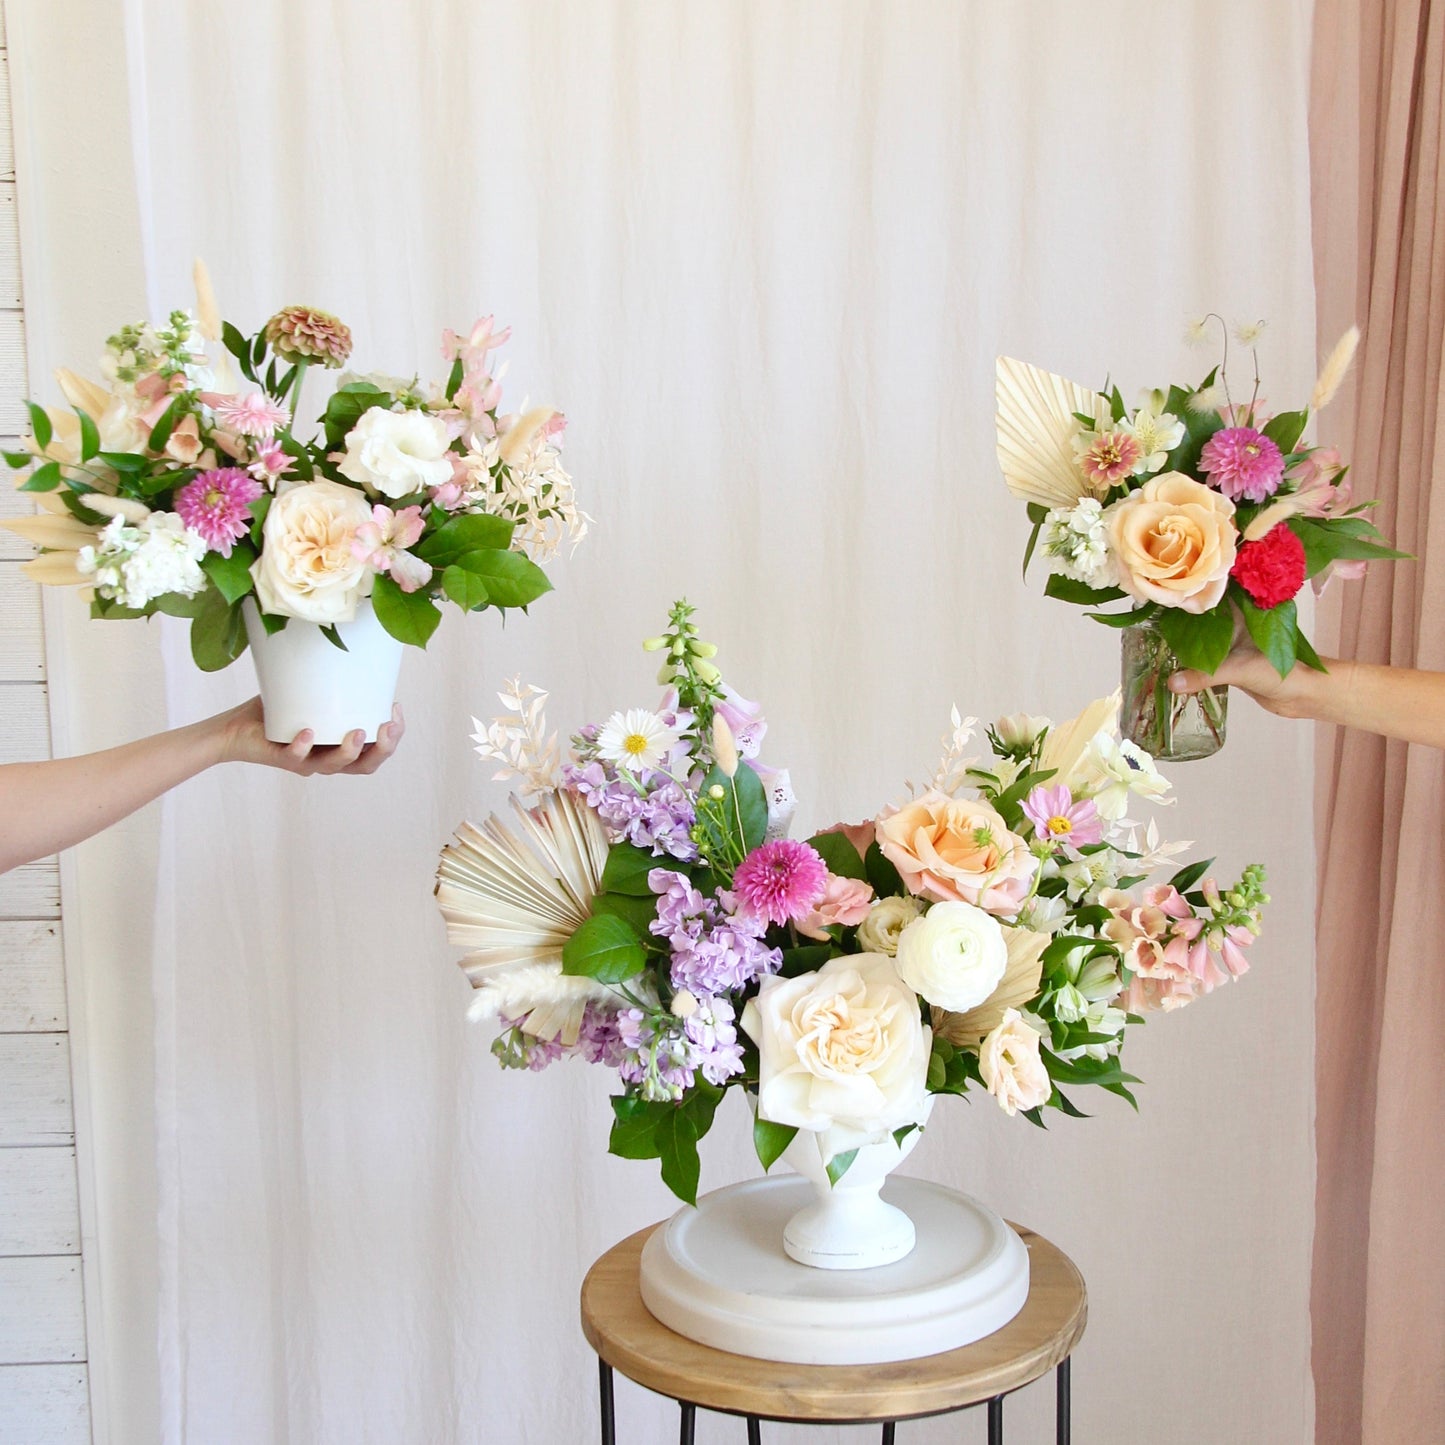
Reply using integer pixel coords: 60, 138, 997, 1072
277, 431, 315, 480
1155, 605, 1235, 674
825, 1149, 859, 1186
600, 842, 663, 897
1295, 627, 1327, 672
776, 942, 838, 977
222, 321, 259, 383
892, 1124, 920, 1148
608, 1096, 663, 1160
146, 395, 188, 456
445, 355, 464, 402
152, 591, 208, 619
864, 841, 903, 899
189, 589, 248, 672
25, 402, 52, 451
249, 493, 273, 545
371, 573, 443, 647
806, 830, 868, 881
320, 623, 348, 652
19, 460, 61, 492
656, 1107, 702, 1205
560, 912, 646, 984
95, 449, 147, 473
59, 490, 111, 525
415, 511, 516, 567
319, 382, 390, 451
1087, 604, 1155, 628
1044, 573, 1128, 606
753, 1116, 799, 1172
76, 408, 100, 463
1237, 594, 1298, 678
1022, 514, 1045, 579
1262, 409, 1308, 456
1289, 516, 1410, 575
700, 760, 769, 856
588, 892, 659, 939
452, 548, 552, 610
440, 563, 489, 611
1162, 388, 1224, 474
1168, 858, 1213, 893
200, 544, 257, 605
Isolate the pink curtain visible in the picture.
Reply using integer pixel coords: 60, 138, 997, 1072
1310, 1, 1445, 1439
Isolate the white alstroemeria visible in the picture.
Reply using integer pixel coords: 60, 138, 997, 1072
1072, 733, 1172, 821
1051, 943, 1123, 1024
1016, 893, 1069, 935
1122, 402, 1185, 475
1056, 1000, 1128, 1061
1041, 498, 1115, 589
1060, 852, 1122, 904
595, 709, 682, 774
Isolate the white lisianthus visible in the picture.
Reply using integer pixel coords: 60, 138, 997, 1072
1122, 401, 1185, 475
855, 895, 924, 956
1072, 733, 1171, 820
978, 1008, 1051, 1117
741, 953, 931, 1161
76, 512, 207, 610
337, 406, 454, 500
1041, 498, 1115, 589
251, 480, 374, 623
894, 900, 1009, 1012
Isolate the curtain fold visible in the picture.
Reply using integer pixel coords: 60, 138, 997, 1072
1310, 2, 1445, 1440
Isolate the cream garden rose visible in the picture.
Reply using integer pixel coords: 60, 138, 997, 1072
855, 894, 924, 956
336, 406, 454, 500
978, 1008, 1051, 1116
894, 900, 1009, 1012
740, 953, 931, 1157
251, 479, 374, 622
874, 791, 1036, 915
1105, 471, 1237, 613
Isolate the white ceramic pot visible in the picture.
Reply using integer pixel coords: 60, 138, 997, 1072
776, 1096, 935, 1271
242, 597, 404, 745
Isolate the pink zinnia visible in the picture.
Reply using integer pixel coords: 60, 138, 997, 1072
1021, 784, 1104, 850
732, 840, 828, 927
175, 467, 264, 556
205, 391, 292, 439
1199, 426, 1285, 501
1078, 430, 1143, 488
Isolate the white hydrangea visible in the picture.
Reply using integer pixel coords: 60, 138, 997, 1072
76, 512, 207, 610
1041, 498, 1115, 589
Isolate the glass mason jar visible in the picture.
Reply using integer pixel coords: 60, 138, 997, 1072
1120, 620, 1228, 761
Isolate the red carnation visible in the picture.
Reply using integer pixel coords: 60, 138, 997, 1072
1230, 524, 1307, 609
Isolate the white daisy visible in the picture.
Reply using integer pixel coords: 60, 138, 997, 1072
595, 708, 682, 774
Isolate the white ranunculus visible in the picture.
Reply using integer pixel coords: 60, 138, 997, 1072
855, 895, 924, 957
893, 900, 1009, 1011
251, 480, 374, 623
336, 406, 454, 500
740, 953, 930, 1159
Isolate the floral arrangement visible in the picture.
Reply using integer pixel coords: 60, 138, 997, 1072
996, 319, 1402, 748
0, 264, 585, 668
436, 602, 1268, 1204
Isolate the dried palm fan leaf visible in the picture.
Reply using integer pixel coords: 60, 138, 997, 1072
436, 789, 617, 1044
932, 927, 1049, 1048
995, 355, 1106, 509
1038, 691, 1120, 787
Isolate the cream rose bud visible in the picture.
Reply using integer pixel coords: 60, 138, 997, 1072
251, 479, 374, 623
855, 895, 924, 956
978, 1008, 1051, 1117
740, 954, 931, 1157
336, 407, 454, 500
1105, 471, 1237, 613
894, 901, 1009, 1011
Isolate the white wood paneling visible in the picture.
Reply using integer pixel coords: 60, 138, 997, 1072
0, 857, 59, 919
0, 921, 65, 1029
0, 182, 18, 307
0, 50, 13, 184
0, 681, 49, 762
0, 477, 41, 560
0, 1035, 73, 1148
0, 559, 43, 680
0, 1366, 90, 1445
0, 1149, 78, 1255
0, 1259, 85, 1364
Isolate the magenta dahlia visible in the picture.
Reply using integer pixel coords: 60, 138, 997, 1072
1199, 426, 1285, 502
731, 840, 828, 927
174, 467, 264, 556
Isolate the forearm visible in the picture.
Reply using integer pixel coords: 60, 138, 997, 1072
1288, 659, 1445, 748
0, 715, 229, 873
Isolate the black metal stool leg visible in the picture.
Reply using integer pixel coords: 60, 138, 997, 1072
1056, 1356, 1071, 1445
678, 1400, 696, 1445
987, 1395, 1004, 1445
597, 1360, 615, 1445
747, 1417, 762, 1445
880, 1422, 896, 1444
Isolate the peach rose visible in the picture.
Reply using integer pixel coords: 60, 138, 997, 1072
874, 790, 1036, 915
1105, 471, 1237, 613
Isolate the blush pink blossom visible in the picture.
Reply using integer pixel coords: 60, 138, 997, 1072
1077, 430, 1143, 488
732, 839, 828, 927
203, 391, 292, 439
796, 874, 876, 941
351, 504, 433, 593
247, 438, 295, 486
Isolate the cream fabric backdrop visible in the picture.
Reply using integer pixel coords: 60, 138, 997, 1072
16, 1, 1319, 1441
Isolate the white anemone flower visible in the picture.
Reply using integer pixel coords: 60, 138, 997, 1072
595, 708, 681, 774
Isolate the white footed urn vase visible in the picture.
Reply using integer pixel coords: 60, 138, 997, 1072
243, 597, 403, 745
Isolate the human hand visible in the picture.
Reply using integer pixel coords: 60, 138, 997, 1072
1168, 646, 1324, 721
211, 697, 406, 775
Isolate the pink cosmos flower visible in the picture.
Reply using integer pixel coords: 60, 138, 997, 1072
796, 873, 875, 942
203, 391, 292, 439
1021, 784, 1104, 850
174, 467, 264, 556
350, 504, 433, 593
1077, 430, 1143, 489
1199, 426, 1285, 501
732, 839, 828, 927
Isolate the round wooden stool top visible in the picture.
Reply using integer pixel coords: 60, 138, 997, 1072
580, 1220, 1087, 1424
